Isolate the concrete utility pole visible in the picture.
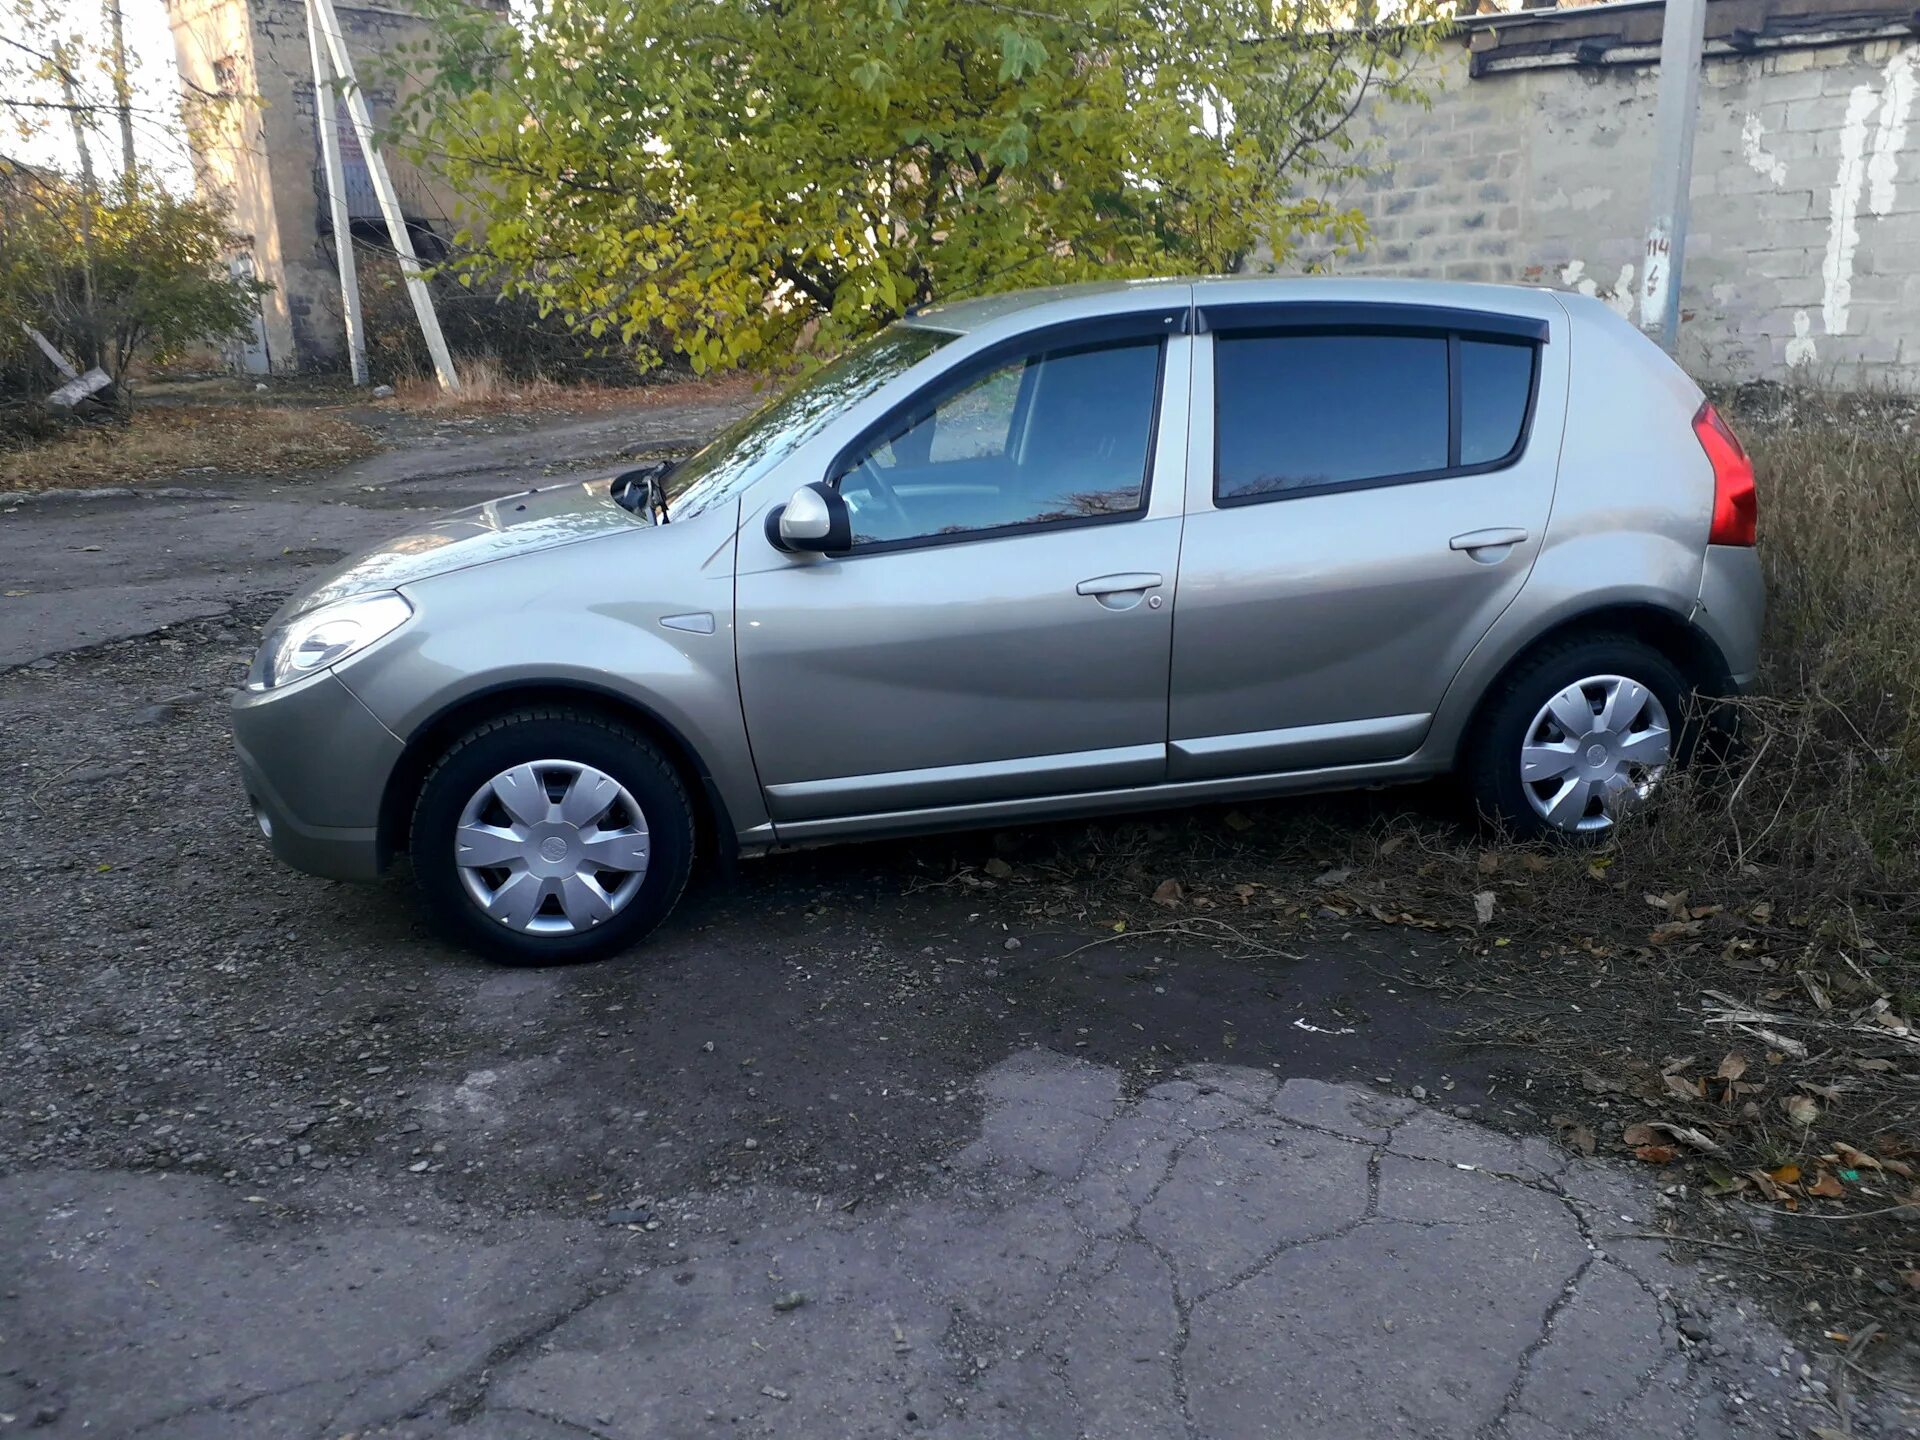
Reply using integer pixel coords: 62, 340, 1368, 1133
1640, 0, 1709, 355
307, 0, 458, 391
105, 0, 138, 188
305, 0, 368, 386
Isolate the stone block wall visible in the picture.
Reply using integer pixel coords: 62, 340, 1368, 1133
1302, 9, 1920, 389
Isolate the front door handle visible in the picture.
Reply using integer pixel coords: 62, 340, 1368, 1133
1076, 572, 1162, 596
1449, 528, 1529, 561
1077, 572, 1163, 612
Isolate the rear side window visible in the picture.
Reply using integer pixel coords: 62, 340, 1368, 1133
1215, 326, 1539, 504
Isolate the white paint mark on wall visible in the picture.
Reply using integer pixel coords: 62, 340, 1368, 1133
1821, 51, 1914, 336
1557, 259, 1637, 320
1605, 263, 1637, 321
1741, 113, 1788, 185
1867, 51, 1915, 217
1785, 310, 1818, 367
1821, 83, 1879, 336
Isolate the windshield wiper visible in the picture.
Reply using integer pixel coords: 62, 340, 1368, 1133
610, 461, 672, 523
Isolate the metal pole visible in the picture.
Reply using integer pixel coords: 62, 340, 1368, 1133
305, 0, 367, 386
105, 0, 138, 188
308, 0, 458, 391
1640, 0, 1709, 354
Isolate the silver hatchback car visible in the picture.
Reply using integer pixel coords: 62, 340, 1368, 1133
233, 277, 1763, 964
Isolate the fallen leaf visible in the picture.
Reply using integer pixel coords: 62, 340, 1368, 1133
1768, 1163, 1803, 1185
1647, 1121, 1729, 1158
1854, 1058, 1895, 1073
1313, 867, 1350, 888
1701, 1165, 1747, 1196
1664, 1073, 1704, 1102
1632, 1144, 1678, 1164
1552, 1115, 1596, 1156
1472, 890, 1496, 925
1623, 1122, 1659, 1147
983, 857, 1013, 879
1151, 879, 1184, 907
1476, 851, 1499, 875
1716, 1052, 1749, 1082
1378, 832, 1404, 855
1783, 1095, 1820, 1127
1223, 811, 1253, 833
1650, 921, 1705, 945
1808, 1172, 1845, 1199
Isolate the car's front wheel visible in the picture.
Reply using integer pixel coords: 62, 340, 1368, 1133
411, 708, 694, 965
1464, 636, 1689, 839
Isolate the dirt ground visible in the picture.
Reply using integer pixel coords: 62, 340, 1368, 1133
2, 394, 1914, 1438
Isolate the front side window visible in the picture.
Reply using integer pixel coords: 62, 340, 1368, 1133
832, 338, 1163, 548
1215, 327, 1538, 504
665, 324, 956, 522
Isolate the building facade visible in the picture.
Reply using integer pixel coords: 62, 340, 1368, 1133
164, 0, 479, 372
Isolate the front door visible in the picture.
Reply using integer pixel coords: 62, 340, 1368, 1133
736, 327, 1190, 826
1169, 305, 1565, 779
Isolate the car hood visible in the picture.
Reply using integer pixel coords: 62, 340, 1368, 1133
280, 479, 649, 621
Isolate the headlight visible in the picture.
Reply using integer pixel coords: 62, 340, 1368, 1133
247, 591, 413, 691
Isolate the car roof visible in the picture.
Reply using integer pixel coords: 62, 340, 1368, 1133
906, 274, 1565, 336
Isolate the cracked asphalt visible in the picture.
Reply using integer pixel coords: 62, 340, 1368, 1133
4, 1056, 1828, 1438
2, 397, 1903, 1438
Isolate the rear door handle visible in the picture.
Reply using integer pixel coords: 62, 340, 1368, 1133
1076, 572, 1163, 596
1449, 528, 1529, 559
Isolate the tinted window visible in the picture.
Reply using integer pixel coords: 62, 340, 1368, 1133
834, 339, 1161, 547
1215, 334, 1448, 499
1459, 338, 1535, 466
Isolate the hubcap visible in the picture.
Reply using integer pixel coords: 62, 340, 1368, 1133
454, 760, 650, 935
1520, 675, 1671, 834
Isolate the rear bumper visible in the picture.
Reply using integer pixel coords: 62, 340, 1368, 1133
1694, 544, 1765, 693
231, 673, 405, 882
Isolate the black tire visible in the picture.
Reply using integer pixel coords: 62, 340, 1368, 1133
1463, 635, 1691, 840
411, 708, 695, 965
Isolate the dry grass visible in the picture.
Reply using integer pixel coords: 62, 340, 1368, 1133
385, 353, 764, 418
0, 404, 379, 493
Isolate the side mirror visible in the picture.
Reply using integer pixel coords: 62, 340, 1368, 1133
765, 481, 852, 554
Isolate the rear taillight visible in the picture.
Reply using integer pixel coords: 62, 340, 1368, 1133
1693, 401, 1757, 547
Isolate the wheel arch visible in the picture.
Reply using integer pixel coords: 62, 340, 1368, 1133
1450, 601, 1734, 771
377, 680, 734, 869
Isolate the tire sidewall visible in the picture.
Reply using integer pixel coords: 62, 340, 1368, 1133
413, 717, 693, 965
1472, 639, 1689, 839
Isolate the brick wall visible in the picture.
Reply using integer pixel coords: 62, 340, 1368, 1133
1303, 10, 1920, 389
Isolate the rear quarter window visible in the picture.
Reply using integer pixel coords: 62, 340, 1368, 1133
1459, 338, 1536, 467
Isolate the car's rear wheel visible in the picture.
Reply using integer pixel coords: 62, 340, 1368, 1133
1464, 636, 1689, 839
411, 709, 694, 965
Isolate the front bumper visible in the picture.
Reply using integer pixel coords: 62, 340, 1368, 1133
232, 673, 406, 882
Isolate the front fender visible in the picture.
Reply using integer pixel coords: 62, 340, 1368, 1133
333, 513, 768, 842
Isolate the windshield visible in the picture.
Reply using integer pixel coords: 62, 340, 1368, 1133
666, 324, 959, 521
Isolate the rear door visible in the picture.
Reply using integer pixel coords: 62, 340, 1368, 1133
1168, 299, 1565, 779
